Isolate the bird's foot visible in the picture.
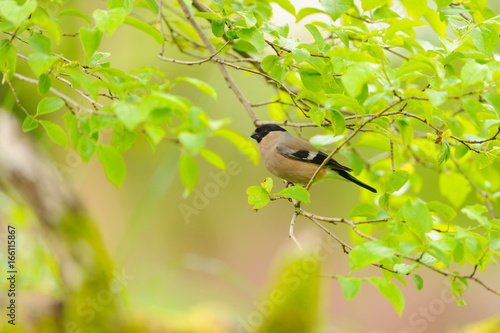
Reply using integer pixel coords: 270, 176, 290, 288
283, 180, 295, 188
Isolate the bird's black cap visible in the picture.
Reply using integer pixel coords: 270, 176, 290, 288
250, 124, 286, 143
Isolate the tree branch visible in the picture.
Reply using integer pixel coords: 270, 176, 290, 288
177, 0, 259, 125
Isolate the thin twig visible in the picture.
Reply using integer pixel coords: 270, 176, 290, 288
13, 73, 114, 117
390, 139, 395, 172
7, 80, 29, 116
450, 153, 497, 219
305, 99, 406, 190
289, 211, 303, 250
177, 0, 259, 125
158, 0, 165, 56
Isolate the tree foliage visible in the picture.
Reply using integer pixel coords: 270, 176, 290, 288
1, 0, 500, 320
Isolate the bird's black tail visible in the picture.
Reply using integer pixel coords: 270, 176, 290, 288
338, 170, 377, 193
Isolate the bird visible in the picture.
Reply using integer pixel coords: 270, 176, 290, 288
250, 124, 377, 193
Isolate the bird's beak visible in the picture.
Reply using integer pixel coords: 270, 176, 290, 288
250, 131, 260, 141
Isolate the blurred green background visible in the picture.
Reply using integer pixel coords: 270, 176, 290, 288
1, 0, 500, 332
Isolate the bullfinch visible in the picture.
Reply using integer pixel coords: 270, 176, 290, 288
250, 124, 377, 193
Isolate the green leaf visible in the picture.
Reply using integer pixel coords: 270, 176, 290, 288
108, 0, 134, 13
332, 30, 349, 47
0, 0, 37, 27
296, 7, 325, 22
342, 63, 377, 97
269, 102, 286, 121
361, 0, 389, 11
213, 128, 259, 165
38, 73, 51, 95
350, 241, 396, 270
195, 12, 224, 20
179, 152, 198, 195
27, 33, 52, 55
426, 201, 457, 221
471, 25, 499, 55
434, 0, 452, 11
123, 16, 164, 44
424, 10, 446, 37
305, 24, 325, 49
0, 43, 17, 81
237, 10, 257, 28
385, 170, 409, 193
22, 115, 38, 132
114, 101, 147, 130
328, 109, 346, 135
271, 0, 296, 16
112, 124, 136, 153
299, 68, 323, 91
437, 142, 450, 166
483, 93, 500, 117
80, 26, 103, 62
412, 274, 424, 290
93, 8, 126, 36
275, 186, 310, 204
261, 177, 273, 193
211, 20, 225, 37
174, 77, 217, 99
40, 120, 69, 149
397, 120, 414, 146
28, 52, 58, 77
394, 263, 413, 275
171, 19, 200, 42
37, 97, 65, 116
401, 201, 432, 239
401, 0, 428, 20
262, 55, 279, 72
309, 107, 326, 127
338, 276, 362, 300
88, 52, 111, 65
77, 137, 97, 162
309, 134, 343, 148
349, 203, 378, 219
420, 253, 438, 265
320, 0, 353, 21
425, 89, 447, 107
97, 144, 126, 189
270, 62, 286, 82
461, 62, 488, 88
199, 148, 225, 171
211, 0, 224, 10
178, 131, 209, 156
34, 7, 62, 43
237, 27, 265, 53
246, 186, 270, 210
292, 48, 310, 63
439, 172, 471, 208
461, 204, 490, 229
59, 8, 92, 25
145, 125, 165, 147
368, 277, 405, 316
343, 151, 363, 176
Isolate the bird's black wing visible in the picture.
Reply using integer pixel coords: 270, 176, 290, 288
276, 145, 352, 172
